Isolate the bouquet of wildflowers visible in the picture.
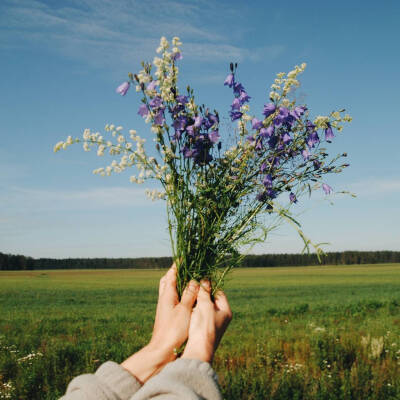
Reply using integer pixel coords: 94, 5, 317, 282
55, 36, 352, 295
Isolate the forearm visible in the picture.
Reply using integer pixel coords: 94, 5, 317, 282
121, 343, 175, 384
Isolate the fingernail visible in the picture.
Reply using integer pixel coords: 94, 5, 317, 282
201, 280, 211, 290
189, 280, 199, 290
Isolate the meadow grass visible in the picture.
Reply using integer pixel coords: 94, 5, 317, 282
1, 264, 400, 399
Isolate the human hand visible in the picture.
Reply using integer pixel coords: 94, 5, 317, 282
150, 263, 200, 355
121, 264, 199, 383
181, 280, 232, 363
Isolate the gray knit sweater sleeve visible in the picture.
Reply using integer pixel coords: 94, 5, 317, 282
131, 359, 222, 400
60, 361, 141, 400
60, 358, 222, 400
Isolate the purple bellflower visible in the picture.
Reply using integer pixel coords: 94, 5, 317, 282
224, 74, 235, 87
306, 131, 320, 148
289, 192, 297, 203
209, 130, 220, 144
306, 120, 316, 132
147, 81, 158, 91
154, 110, 165, 125
302, 148, 311, 160
233, 82, 244, 94
186, 125, 195, 136
282, 132, 292, 144
260, 162, 267, 173
176, 95, 188, 104
252, 118, 263, 130
266, 126, 274, 137
291, 106, 307, 119
322, 183, 333, 195
116, 81, 130, 96
266, 188, 277, 199
173, 116, 187, 132
149, 96, 163, 109
194, 116, 203, 128
230, 110, 243, 121
325, 124, 335, 141
238, 91, 251, 103
172, 52, 183, 61
231, 98, 241, 110
263, 103, 276, 117
263, 174, 273, 188
274, 107, 290, 127
207, 113, 219, 125
138, 104, 149, 117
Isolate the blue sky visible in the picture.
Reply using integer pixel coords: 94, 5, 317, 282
0, 0, 399, 258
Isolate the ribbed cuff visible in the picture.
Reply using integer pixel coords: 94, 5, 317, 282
162, 358, 221, 399
129, 358, 222, 400
95, 361, 141, 400
164, 358, 219, 381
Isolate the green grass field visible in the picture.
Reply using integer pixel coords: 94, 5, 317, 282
1, 265, 400, 399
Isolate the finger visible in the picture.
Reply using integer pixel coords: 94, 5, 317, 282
214, 290, 233, 320
180, 280, 199, 308
160, 264, 178, 306
159, 264, 175, 295
197, 280, 213, 306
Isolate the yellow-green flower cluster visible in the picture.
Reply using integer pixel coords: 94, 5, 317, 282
153, 36, 182, 103
269, 63, 307, 101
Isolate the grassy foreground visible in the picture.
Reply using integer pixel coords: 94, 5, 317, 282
1, 264, 400, 399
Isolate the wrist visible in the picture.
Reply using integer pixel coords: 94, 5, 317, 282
121, 343, 176, 384
147, 340, 177, 364
181, 344, 213, 363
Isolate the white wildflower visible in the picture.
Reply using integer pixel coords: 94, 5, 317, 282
313, 115, 330, 129
97, 145, 105, 156
269, 91, 280, 101
54, 141, 64, 152
83, 129, 91, 140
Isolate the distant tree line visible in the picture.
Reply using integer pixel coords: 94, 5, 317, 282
1, 251, 399, 271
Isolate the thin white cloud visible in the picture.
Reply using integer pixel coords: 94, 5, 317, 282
347, 178, 400, 197
0, 185, 160, 210
0, 0, 285, 72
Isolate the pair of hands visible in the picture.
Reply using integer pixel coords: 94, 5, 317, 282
121, 264, 232, 383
